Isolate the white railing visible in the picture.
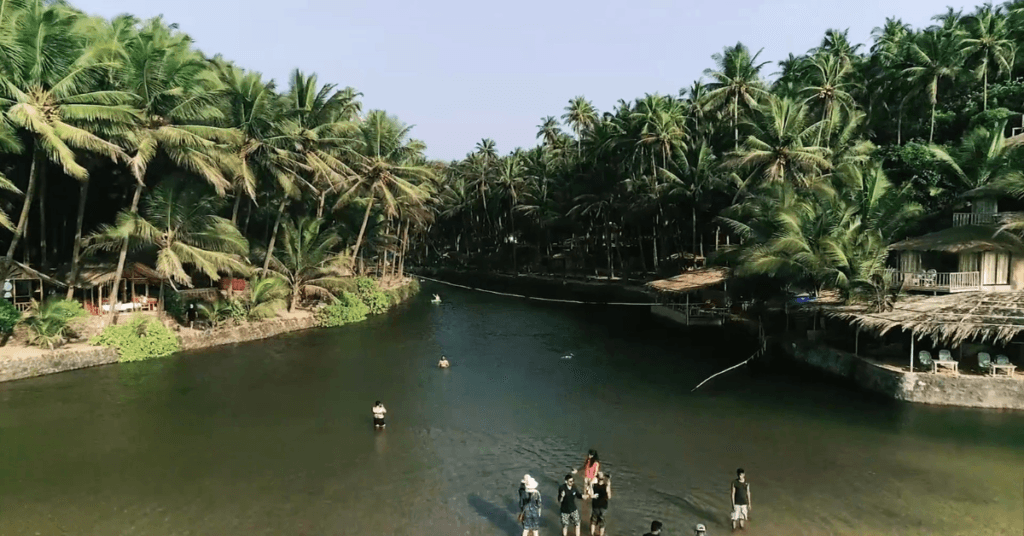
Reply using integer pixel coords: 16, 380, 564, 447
888, 271, 981, 293
952, 212, 1022, 226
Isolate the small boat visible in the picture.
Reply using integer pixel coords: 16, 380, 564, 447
431, 294, 442, 304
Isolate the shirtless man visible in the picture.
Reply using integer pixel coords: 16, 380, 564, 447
438, 356, 450, 368
372, 401, 387, 429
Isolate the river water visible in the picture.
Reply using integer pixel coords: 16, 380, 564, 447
1, 283, 1022, 536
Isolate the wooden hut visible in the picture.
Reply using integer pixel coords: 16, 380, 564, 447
0, 259, 67, 312
60, 262, 166, 314
647, 267, 731, 326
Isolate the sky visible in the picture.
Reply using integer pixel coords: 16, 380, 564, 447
73, 0, 971, 161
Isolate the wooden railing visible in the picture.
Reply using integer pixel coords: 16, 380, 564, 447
14, 302, 30, 312
952, 212, 1022, 226
888, 270, 981, 293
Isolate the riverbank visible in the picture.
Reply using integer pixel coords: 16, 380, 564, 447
782, 338, 1024, 410
410, 267, 654, 303
0, 276, 419, 383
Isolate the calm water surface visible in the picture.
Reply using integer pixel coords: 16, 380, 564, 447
1, 283, 1023, 536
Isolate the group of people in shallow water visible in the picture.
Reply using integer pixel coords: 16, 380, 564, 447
516, 450, 752, 535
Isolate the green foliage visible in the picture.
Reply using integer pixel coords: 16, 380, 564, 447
384, 279, 421, 305
352, 276, 392, 314
91, 316, 180, 362
198, 299, 247, 327
314, 291, 369, 327
245, 277, 288, 321
354, 277, 377, 299
163, 288, 184, 320
20, 299, 88, 349
0, 300, 20, 335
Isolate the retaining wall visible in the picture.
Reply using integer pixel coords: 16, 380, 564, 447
784, 340, 1024, 410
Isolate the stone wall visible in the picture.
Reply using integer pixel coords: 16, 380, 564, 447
177, 316, 316, 351
784, 340, 1024, 410
0, 346, 119, 383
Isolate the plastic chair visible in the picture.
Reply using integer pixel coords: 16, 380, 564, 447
938, 350, 953, 361
996, 355, 1011, 365
918, 351, 935, 372
978, 352, 992, 372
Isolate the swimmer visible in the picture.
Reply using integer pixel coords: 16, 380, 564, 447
438, 356, 450, 368
431, 294, 442, 303
372, 400, 387, 429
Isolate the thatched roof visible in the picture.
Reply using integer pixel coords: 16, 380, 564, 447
647, 267, 729, 293
827, 291, 1024, 346
59, 261, 166, 288
0, 259, 67, 286
889, 225, 1024, 253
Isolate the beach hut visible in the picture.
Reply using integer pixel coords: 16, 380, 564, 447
0, 259, 67, 312
647, 267, 731, 326
60, 262, 166, 314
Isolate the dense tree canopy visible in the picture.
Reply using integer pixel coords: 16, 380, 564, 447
3, 0, 1024, 306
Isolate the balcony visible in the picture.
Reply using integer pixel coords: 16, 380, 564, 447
952, 212, 1022, 227
889, 270, 981, 293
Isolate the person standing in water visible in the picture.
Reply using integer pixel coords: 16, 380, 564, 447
642, 520, 663, 536
372, 401, 387, 429
438, 356, 450, 368
731, 468, 751, 530
557, 474, 584, 536
519, 474, 542, 536
571, 450, 600, 499
589, 472, 611, 536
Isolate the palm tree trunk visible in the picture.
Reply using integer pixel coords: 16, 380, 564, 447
351, 196, 375, 270
38, 167, 47, 269
897, 102, 903, 146
636, 227, 648, 274
692, 205, 698, 258
262, 199, 287, 273
733, 93, 739, 150
509, 205, 517, 274
108, 180, 145, 321
317, 191, 326, 219
399, 222, 409, 278
66, 179, 90, 300
606, 216, 614, 280
6, 147, 44, 259
929, 100, 936, 144
231, 193, 242, 225
983, 68, 988, 112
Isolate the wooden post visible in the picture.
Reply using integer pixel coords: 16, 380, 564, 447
910, 335, 915, 372
131, 279, 137, 306
98, 284, 103, 313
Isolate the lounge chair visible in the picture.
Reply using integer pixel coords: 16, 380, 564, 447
996, 355, 1011, 365
978, 352, 993, 374
993, 355, 1017, 376
936, 349, 959, 374
918, 351, 936, 373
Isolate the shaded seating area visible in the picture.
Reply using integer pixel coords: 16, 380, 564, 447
59, 261, 166, 314
0, 259, 67, 311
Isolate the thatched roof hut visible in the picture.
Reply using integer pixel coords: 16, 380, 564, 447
0, 259, 66, 287
888, 225, 1024, 253
647, 267, 730, 294
827, 291, 1024, 346
59, 261, 166, 288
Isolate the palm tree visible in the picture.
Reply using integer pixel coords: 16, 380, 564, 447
902, 29, 965, 142
494, 154, 526, 272
0, 122, 22, 231
536, 116, 561, 148
339, 111, 433, 269
107, 18, 241, 318
659, 142, 722, 257
962, 6, 1016, 111
562, 96, 598, 151
243, 276, 288, 320
730, 97, 831, 193
0, 0, 132, 264
88, 180, 250, 302
931, 119, 1024, 196
703, 43, 770, 149
802, 54, 860, 148
266, 217, 348, 311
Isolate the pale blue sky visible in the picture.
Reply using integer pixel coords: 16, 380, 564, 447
75, 0, 969, 161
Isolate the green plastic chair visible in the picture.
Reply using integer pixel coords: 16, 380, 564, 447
996, 355, 1011, 365
978, 352, 992, 369
918, 351, 934, 372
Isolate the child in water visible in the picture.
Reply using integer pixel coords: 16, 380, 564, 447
372, 401, 387, 429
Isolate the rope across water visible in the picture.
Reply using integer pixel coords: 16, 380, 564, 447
416, 274, 663, 306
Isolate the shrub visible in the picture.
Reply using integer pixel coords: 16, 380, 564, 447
354, 276, 377, 299
0, 299, 20, 336
245, 277, 288, 321
163, 288, 184, 320
314, 291, 369, 327
353, 276, 392, 315
91, 316, 180, 362
20, 298, 88, 349
198, 298, 247, 327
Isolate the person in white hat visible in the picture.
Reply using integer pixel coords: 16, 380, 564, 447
694, 523, 707, 535
518, 474, 542, 536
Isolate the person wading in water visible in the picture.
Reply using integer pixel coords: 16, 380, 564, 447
731, 468, 751, 530
571, 449, 600, 499
557, 474, 584, 536
519, 474, 542, 536
589, 472, 611, 536
372, 401, 387, 429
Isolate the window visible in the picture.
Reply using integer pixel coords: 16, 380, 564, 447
981, 252, 1010, 285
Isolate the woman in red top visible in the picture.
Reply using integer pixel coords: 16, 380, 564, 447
572, 449, 600, 499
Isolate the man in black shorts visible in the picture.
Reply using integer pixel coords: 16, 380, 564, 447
589, 472, 611, 536
557, 474, 583, 536
372, 401, 386, 429
643, 520, 663, 536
